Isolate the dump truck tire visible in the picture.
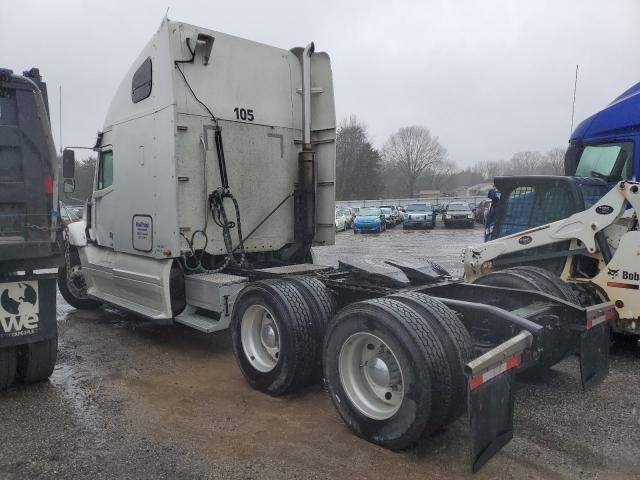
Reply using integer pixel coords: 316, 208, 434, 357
389, 292, 474, 424
57, 249, 101, 310
0, 347, 17, 390
18, 337, 57, 384
323, 297, 452, 450
231, 279, 319, 396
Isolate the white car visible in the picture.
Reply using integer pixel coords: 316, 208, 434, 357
335, 209, 348, 232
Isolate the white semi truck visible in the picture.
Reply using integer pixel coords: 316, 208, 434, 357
59, 18, 615, 472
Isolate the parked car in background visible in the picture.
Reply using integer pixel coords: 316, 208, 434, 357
335, 209, 349, 232
379, 205, 400, 225
474, 199, 492, 224
350, 206, 362, 224
341, 207, 353, 228
352, 207, 386, 233
402, 202, 437, 229
380, 207, 396, 228
444, 201, 475, 228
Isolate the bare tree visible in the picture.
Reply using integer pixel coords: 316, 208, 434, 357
506, 151, 543, 175
422, 160, 459, 190
383, 126, 446, 196
542, 147, 566, 175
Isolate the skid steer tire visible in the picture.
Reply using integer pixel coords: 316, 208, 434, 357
0, 347, 17, 391
231, 279, 319, 396
57, 249, 101, 310
569, 282, 605, 307
508, 266, 580, 305
474, 267, 577, 370
389, 292, 474, 424
323, 297, 452, 450
18, 337, 58, 384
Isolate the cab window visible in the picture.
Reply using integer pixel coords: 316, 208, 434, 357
97, 151, 113, 190
575, 142, 633, 182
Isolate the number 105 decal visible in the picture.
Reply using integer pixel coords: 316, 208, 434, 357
234, 107, 254, 121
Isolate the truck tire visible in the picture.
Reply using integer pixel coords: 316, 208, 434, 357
285, 276, 338, 379
57, 249, 101, 310
0, 347, 17, 390
389, 292, 474, 424
231, 279, 319, 396
285, 276, 337, 332
323, 297, 452, 450
474, 267, 577, 370
18, 337, 57, 384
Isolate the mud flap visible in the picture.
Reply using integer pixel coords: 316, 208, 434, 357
464, 331, 532, 473
579, 315, 611, 391
468, 370, 517, 472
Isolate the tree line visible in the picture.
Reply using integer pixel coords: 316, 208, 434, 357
336, 116, 566, 200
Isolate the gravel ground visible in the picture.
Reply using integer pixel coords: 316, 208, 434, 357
1, 221, 639, 479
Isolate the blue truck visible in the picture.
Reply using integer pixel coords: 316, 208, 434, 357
565, 81, 640, 183
486, 81, 640, 245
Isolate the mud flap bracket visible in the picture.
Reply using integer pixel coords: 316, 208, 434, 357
465, 331, 532, 473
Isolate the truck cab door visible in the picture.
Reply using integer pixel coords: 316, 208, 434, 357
91, 149, 115, 248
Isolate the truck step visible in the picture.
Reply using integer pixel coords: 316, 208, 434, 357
174, 310, 228, 333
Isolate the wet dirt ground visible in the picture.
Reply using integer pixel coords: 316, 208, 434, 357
2, 222, 639, 479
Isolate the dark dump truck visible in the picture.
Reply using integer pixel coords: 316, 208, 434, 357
0, 68, 63, 390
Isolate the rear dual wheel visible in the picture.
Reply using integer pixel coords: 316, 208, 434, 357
18, 337, 58, 384
0, 337, 57, 391
323, 294, 473, 450
231, 277, 337, 396
0, 347, 17, 391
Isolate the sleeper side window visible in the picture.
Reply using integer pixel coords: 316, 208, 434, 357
97, 151, 113, 190
131, 57, 152, 103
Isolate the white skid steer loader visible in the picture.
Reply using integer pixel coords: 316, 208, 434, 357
465, 180, 640, 337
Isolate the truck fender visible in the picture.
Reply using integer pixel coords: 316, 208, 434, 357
67, 221, 87, 247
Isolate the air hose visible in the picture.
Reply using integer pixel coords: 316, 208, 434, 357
174, 39, 246, 272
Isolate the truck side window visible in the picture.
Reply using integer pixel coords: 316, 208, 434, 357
97, 151, 113, 190
575, 142, 633, 182
131, 57, 152, 103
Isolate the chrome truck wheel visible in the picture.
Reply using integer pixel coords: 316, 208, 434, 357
240, 305, 280, 372
231, 280, 321, 396
323, 297, 453, 450
339, 332, 404, 420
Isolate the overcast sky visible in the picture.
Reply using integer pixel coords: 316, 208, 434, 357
2, 0, 639, 167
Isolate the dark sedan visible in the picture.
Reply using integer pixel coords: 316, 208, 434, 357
444, 201, 475, 228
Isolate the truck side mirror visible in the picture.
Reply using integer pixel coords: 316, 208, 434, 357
63, 178, 76, 193
62, 149, 75, 178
